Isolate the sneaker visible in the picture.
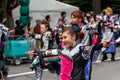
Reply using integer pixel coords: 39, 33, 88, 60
111, 57, 115, 61
101, 57, 107, 62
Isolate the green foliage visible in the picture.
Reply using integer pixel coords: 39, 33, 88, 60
111, 4, 120, 14
59, 0, 92, 12
101, 0, 120, 14
0, 8, 3, 14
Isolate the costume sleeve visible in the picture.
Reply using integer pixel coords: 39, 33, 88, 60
116, 37, 120, 42
43, 49, 61, 56
51, 49, 59, 55
51, 49, 61, 55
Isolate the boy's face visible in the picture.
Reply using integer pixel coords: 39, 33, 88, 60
48, 17, 52, 22
90, 17, 94, 22
71, 15, 81, 24
61, 31, 76, 48
106, 12, 112, 16
62, 14, 66, 18
40, 24, 48, 33
58, 20, 63, 26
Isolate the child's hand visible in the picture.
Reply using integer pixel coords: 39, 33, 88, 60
26, 50, 38, 56
103, 42, 110, 48
45, 50, 52, 54
35, 34, 41, 39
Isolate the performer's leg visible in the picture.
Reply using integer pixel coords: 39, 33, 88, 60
35, 64, 43, 80
111, 53, 115, 61
101, 52, 107, 61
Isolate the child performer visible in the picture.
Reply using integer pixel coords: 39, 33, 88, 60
34, 20, 52, 80
101, 7, 116, 61
35, 20, 51, 51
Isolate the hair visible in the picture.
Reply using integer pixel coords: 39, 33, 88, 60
62, 25, 80, 40
58, 18, 64, 22
105, 7, 113, 13
45, 15, 50, 21
15, 20, 20, 25
36, 19, 41, 23
61, 11, 66, 17
71, 10, 84, 21
40, 20, 50, 29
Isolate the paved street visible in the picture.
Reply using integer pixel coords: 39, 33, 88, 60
6, 47, 120, 80
92, 60, 120, 80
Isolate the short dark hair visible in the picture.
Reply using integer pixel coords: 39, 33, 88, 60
58, 18, 64, 22
45, 15, 50, 21
61, 11, 66, 17
15, 20, 20, 25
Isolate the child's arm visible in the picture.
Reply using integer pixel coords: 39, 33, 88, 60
26, 50, 39, 56
115, 37, 120, 43
26, 49, 60, 57
44, 49, 60, 55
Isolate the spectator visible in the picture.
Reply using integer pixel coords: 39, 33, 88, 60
14, 20, 25, 36
54, 19, 64, 48
45, 15, 52, 30
45, 15, 54, 49
60, 11, 67, 25
27, 17, 33, 34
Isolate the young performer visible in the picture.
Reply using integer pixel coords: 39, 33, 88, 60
33, 20, 52, 80
27, 24, 108, 80
101, 7, 116, 61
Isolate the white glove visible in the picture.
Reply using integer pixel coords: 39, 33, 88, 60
35, 34, 41, 39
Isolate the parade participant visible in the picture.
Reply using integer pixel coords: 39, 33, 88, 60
33, 20, 60, 80
71, 10, 90, 45
71, 10, 103, 79
35, 20, 51, 51
45, 15, 54, 49
54, 19, 64, 48
27, 23, 109, 80
28, 25, 89, 80
14, 20, 25, 36
101, 7, 116, 61
87, 16, 99, 45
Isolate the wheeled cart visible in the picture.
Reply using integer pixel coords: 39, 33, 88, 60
4, 39, 30, 65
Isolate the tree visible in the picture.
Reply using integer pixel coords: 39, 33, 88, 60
101, 0, 120, 14
92, 0, 101, 14
58, 0, 92, 12
0, 0, 8, 21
